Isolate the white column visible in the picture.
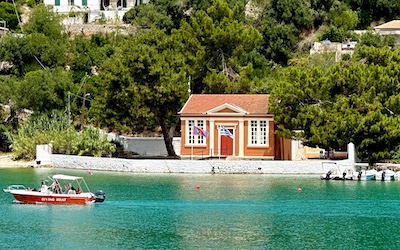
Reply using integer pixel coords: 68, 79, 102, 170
210, 119, 215, 157
239, 120, 244, 157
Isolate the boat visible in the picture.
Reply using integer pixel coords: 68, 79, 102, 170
320, 162, 356, 180
395, 171, 400, 181
358, 169, 377, 181
3, 174, 105, 204
375, 169, 395, 181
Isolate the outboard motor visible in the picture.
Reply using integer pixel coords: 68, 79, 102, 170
326, 170, 332, 180
357, 171, 362, 180
382, 170, 386, 181
94, 190, 106, 203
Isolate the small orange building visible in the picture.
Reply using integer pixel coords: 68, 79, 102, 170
179, 94, 291, 160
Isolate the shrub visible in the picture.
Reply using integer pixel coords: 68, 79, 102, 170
7, 111, 115, 160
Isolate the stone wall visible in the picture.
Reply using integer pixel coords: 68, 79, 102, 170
49, 154, 349, 174
64, 23, 137, 37
118, 137, 181, 156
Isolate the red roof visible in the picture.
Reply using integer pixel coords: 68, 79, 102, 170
179, 94, 270, 114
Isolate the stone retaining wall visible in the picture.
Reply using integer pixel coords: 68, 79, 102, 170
50, 154, 351, 174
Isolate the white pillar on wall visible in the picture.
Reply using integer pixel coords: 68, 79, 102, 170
348, 142, 355, 162
239, 120, 244, 157
209, 119, 215, 157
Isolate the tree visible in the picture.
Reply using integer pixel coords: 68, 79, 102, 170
269, 0, 314, 32
259, 19, 297, 65
258, 0, 314, 65
357, 30, 396, 48
270, 47, 400, 163
175, 0, 266, 93
123, 3, 175, 32
0, 2, 21, 30
92, 28, 189, 156
0, 4, 68, 76
15, 68, 72, 112
328, 3, 358, 31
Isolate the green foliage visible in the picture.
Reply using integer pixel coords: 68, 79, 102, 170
175, 0, 267, 93
269, 0, 314, 32
123, 3, 175, 32
72, 126, 116, 157
0, 4, 68, 76
0, 2, 21, 30
93, 28, 189, 155
328, 3, 358, 31
14, 68, 73, 112
23, 4, 64, 39
270, 47, 400, 163
289, 52, 337, 70
69, 33, 116, 81
260, 20, 297, 65
7, 111, 115, 160
391, 146, 400, 164
357, 31, 396, 48
258, 0, 315, 65
0, 76, 17, 103
319, 25, 347, 42
345, 0, 400, 28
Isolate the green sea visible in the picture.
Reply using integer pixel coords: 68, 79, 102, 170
1, 167, 400, 249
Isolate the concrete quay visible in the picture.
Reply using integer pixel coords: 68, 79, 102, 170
49, 154, 354, 174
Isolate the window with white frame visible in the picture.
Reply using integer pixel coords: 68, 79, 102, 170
187, 120, 207, 145
248, 120, 268, 146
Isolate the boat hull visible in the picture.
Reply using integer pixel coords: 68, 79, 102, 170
375, 170, 395, 181
9, 190, 95, 205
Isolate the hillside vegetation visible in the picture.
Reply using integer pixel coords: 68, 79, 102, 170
0, 0, 400, 163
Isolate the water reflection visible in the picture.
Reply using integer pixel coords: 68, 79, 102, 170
3, 169, 400, 249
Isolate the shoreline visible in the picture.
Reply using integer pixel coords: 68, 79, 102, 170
0, 155, 35, 168
0, 154, 364, 174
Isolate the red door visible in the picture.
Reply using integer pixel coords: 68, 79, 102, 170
220, 129, 233, 156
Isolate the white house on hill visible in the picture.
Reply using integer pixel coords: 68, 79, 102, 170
43, 0, 149, 23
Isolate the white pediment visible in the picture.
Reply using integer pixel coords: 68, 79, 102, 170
205, 103, 249, 115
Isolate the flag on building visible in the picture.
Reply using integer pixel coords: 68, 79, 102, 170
220, 126, 234, 139
193, 125, 209, 137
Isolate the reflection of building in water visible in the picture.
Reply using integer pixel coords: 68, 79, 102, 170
43, 0, 149, 23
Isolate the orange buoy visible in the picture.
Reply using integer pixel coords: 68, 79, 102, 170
196, 185, 201, 189
297, 188, 302, 192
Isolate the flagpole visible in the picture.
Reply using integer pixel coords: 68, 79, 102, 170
191, 144, 193, 160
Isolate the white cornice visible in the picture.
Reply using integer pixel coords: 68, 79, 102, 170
205, 103, 249, 115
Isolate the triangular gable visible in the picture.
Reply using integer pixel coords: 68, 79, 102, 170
206, 103, 249, 115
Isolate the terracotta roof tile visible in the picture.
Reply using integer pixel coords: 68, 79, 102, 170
180, 94, 270, 114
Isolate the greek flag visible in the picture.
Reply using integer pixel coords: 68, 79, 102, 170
220, 126, 234, 139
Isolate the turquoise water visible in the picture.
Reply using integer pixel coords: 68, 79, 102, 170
1, 168, 400, 249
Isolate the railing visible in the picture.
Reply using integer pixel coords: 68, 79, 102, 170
190, 147, 230, 160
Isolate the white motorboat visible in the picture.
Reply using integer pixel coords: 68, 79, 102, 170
320, 162, 356, 180
375, 169, 395, 181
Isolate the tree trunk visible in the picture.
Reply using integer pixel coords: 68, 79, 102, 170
159, 115, 178, 157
